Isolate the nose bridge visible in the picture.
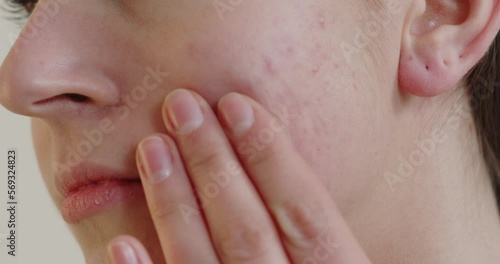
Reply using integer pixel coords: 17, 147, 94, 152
0, 0, 125, 118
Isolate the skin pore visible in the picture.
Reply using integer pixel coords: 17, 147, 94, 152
0, 0, 499, 263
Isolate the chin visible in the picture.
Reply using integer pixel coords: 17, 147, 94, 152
67, 196, 166, 264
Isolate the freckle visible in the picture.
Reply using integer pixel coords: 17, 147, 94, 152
311, 66, 319, 74
353, 84, 358, 91
287, 46, 295, 55
443, 60, 448, 66
409, 56, 413, 62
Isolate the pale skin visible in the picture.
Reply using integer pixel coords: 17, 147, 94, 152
113, 89, 373, 263
0, 0, 500, 263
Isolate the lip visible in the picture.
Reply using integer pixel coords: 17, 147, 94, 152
56, 162, 144, 223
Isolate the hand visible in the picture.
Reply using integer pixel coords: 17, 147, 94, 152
106, 89, 372, 264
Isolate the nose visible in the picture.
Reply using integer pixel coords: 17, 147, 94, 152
0, 58, 121, 118
0, 2, 121, 119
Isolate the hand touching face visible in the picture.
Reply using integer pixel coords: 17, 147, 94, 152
107, 89, 372, 264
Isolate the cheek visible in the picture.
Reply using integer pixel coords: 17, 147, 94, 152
173, 7, 348, 104
140, 1, 391, 192
166, 5, 366, 148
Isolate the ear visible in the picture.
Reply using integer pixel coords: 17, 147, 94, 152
398, 0, 500, 97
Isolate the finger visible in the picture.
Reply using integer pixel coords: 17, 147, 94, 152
107, 235, 153, 264
162, 89, 289, 263
217, 93, 372, 264
136, 134, 219, 264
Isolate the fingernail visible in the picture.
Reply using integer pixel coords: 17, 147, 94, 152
108, 241, 138, 264
165, 89, 204, 134
219, 93, 254, 136
138, 136, 173, 182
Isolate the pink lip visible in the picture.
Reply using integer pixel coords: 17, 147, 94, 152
56, 163, 144, 223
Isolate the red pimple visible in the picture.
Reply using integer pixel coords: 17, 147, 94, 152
319, 18, 325, 29
263, 56, 277, 76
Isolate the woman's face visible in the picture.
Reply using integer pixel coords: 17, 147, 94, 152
0, 0, 403, 263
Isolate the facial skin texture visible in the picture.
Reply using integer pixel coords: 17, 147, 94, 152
1, 0, 500, 263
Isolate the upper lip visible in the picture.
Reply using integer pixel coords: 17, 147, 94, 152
55, 162, 140, 198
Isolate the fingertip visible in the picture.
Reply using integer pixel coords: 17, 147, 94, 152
108, 235, 154, 264
217, 93, 256, 137
107, 236, 139, 264
135, 133, 179, 178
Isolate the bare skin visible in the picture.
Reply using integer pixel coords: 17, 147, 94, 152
0, 0, 499, 263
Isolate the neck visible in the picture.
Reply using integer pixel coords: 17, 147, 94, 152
343, 95, 500, 263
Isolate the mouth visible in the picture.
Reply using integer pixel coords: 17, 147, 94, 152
56, 162, 144, 223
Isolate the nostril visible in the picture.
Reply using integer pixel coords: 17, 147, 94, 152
65, 93, 89, 103
34, 93, 90, 105
1, 54, 121, 117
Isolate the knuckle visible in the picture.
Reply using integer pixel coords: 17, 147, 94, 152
242, 140, 287, 184
150, 200, 179, 221
216, 218, 273, 262
187, 146, 226, 178
241, 132, 293, 173
249, 136, 285, 166
276, 200, 330, 248
150, 197, 192, 223
249, 143, 279, 168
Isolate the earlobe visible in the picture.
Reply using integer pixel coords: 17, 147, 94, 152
398, 0, 500, 97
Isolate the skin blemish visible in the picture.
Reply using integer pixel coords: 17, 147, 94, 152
263, 56, 278, 76
186, 43, 202, 59
316, 10, 326, 29
319, 17, 325, 29
426, 65, 430, 71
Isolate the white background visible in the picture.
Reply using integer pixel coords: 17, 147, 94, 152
0, 6, 84, 264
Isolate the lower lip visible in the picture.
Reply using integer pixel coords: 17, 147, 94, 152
60, 180, 144, 223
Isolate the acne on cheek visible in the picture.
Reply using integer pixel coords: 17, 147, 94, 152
259, 38, 333, 80
182, 22, 334, 99
184, 12, 333, 81
180, 44, 335, 170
